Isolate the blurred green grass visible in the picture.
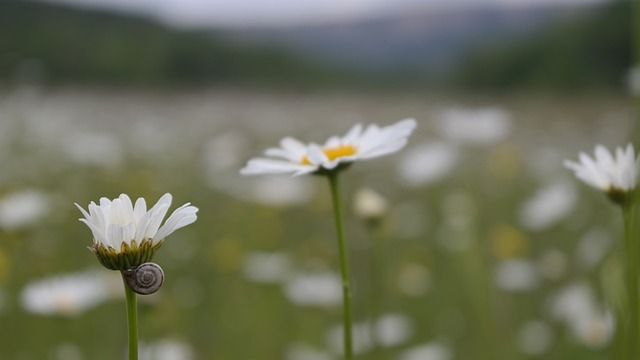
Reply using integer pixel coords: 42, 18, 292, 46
0, 89, 632, 359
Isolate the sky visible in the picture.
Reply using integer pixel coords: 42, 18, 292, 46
41, 0, 610, 28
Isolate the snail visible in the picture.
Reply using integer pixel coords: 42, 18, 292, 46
123, 262, 164, 295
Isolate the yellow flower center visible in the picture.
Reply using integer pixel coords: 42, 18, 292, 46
301, 144, 357, 165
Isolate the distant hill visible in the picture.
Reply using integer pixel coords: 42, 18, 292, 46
452, 0, 630, 91
0, 0, 630, 91
220, 1, 629, 91
220, 5, 598, 73
0, 1, 340, 87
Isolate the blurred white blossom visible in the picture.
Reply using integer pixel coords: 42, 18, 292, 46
435, 107, 511, 145
286, 343, 334, 360
284, 271, 342, 308
243, 251, 293, 284
140, 339, 194, 360
326, 322, 372, 355
20, 270, 118, 317
353, 187, 388, 222
519, 182, 577, 230
494, 260, 540, 292
550, 282, 614, 349
62, 131, 124, 166
0, 189, 50, 230
400, 342, 453, 360
375, 313, 414, 347
325, 314, 412, 354
398, 142, 459, 186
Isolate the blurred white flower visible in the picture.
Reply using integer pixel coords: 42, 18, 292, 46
241, 119, 417, 176
248, 175, 315, 207
564, 143, 638, 202
398, 142, 459, 186
63, 131, 124, 166
202, 131, 250, 174
435, 107, 511, 145
326, 322, 372, 355
325, 314, 412, 355
286, 343, 334, 360
549, 282, 614, 349
494, 260, 540, 292
516, 320, 553, 356
20, 271, 117, 317
0, 189, 49, 230
375, 313, 413, 347
283, 271, 342, 308
627, 66, 640, 96
399, 342, 453, 360
353, 187, 388, 222
140, 339, 194, 360
76, 193, 198, 270
243, 251, 293, 284
519, 182, 577, 230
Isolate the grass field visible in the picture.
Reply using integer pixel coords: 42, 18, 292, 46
0, 87, 632, 359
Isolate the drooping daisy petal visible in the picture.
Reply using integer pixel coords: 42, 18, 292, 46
240, 118, 417, 176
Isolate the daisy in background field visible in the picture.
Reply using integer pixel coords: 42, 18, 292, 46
240, 118, 416, 360
564, 143, 638, 358
564, 143, 638, 204
241, 119, 417, 176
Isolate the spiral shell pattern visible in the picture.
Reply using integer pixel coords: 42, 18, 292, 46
124, 262, 164, 295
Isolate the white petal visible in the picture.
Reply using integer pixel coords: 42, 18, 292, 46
143, 203, 170, 239
79, 219, 107, 245
342, 123, 363, 143
240, 158, 313, 175
107, 224, 125, 249
154, 204, 199, 241
280, 137, 308, 156
307, 145, 328, 164
75, 203, 91, 221
133, 198, 147, 223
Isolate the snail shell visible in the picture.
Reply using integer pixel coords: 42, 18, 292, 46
123, 262, 164, 295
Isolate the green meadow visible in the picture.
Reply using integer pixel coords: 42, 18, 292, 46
0, 88, 632, 359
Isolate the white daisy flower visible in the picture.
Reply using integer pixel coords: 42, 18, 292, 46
76, 193, 198, 271
240, 119, 417, 176
564, 143, 638, 202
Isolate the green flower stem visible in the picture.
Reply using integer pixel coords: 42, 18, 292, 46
327, 172, 353, 360
623, 203, 639, 359
123, 276, 139, 360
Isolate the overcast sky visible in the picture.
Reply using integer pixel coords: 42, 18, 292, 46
41, 0, 609, 28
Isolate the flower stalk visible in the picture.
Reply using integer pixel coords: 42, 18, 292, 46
123, 277, 139, 360
327, 171, 353, 360
623, 202, 639, 358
